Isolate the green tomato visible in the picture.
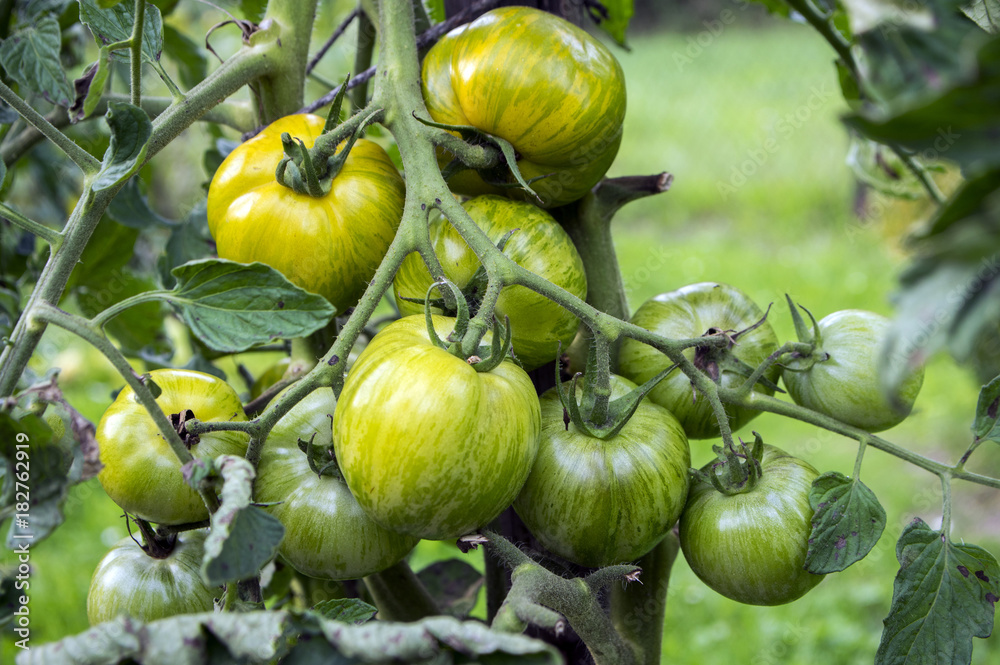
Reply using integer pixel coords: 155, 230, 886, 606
96, 369, 249, 525
255, 387, 419, 580
619, 283, 779, 440
679, 445, 824, 606
87, 531, 217, 624
393, 195, 588, 370
333, 315, 541, 540
514, 375, 690, 567
421, 6, 626, 208
206, 114, 405, 314
782, 309, 924, 432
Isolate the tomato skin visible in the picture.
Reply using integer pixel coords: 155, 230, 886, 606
87, 531, 217, 624
206, 114, 405, 314
782, 309, 924, 432
679, 445, 824, 606
618, 283, 779, 440
96, 369, 249, 525
421, 7, 626, 208
333, 315, 541, 540
514, 375, 690, 567
393, 195, 588, 370
255, 387, 419, 580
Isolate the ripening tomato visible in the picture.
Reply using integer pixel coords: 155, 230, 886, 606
255, 387, 419, 580
619, 283, 779, 440
96, 369, 249, 525
393, 195, 588, 370
421, 6, 626, 208
333, 315, 541, 540
207, 114, 405, 314
87, 531, 218, 624
514, 375, 690, 567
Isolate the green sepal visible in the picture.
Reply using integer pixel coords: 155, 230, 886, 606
693, 304, 783, 391
782, 295, 826, 373
786, 294, 821, 345
707, 433, 764, 496
295, 431, 343, 481
324, 73, 352, 133
422, 279, 471, 351
323, 108, 380, 182
467, 315, 515, 374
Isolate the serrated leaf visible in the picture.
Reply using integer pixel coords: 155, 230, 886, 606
0, 15, 74, 107
964, 0, 1000, 33
311, 598, 377, 623
806, 471, 887, 573
417, 559, 484, 618
876, 517, 999, 665
166, 259, 335, 353
972, 374, 1000, 443
162, 23, 206, 90
107, 177, 175, 228
201, 455, 284, 586
79, 0, 164, 63
93, 101, 152, 192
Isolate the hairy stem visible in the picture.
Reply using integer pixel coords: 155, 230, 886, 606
610, 534, 679, 665
130, 0, 146, 107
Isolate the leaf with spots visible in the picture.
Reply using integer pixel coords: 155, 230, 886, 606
201, 455, 284, 586
310, 598, 377, 624
166, 259, 336, 353
973, 373, 1000, 445
876, 517, 1000, 665
806, 471, 886, 573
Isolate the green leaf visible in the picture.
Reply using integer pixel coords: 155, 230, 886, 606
78, 271, 173, 358
22, 0, 74, 20
79, 0, 164, 63
310, 598, 377, 623
972, 374, 1000, 443
238, 0, 267, 22
747, 0, 791, 17
0, 15, 74, 107
158, 201, 214, 289
964, 0, 1000, 33
417, 558, 484, 618
423, 0, 445, 24
68, 50, 112, 122
876, 517, 999, 665
845, 36, 1000, 174
166, 259, 336, 353
846, 135, 935, 200
806, 471, 887, 573
162, 23, 206, 90
106, 177, 175, 228
911, 167, 1000, 240
591, 0, 634, 47
93, 101, 152, 192
66, 214, 137, 292
200, 455, 284, 586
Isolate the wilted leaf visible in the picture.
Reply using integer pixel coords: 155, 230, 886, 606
806, 471, 887, 573
69, 51, 111, 122
876, 518, 999, 665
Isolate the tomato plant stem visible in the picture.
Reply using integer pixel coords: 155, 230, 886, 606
610, 534, 679, 665
129, 0, 146, 108
256, 0, 319, 123
351, 8, 375, 110
0, 203, 62, 248
362, 560, 440, 620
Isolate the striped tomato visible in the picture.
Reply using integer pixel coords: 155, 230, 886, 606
206, 114, 405, 314
421, 6, 626, 208
393, 195, 587, 370
333, 315, 541, 540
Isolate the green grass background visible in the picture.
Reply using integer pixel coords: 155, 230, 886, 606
3, 14, 999, 665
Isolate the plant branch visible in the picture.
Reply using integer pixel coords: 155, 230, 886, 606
0, 203, 62, 248
611, 534, 678, 665
130, 0, 146, 107
363, 560, 439, 620
0, 80, 101, 174
351, 8, 375, 110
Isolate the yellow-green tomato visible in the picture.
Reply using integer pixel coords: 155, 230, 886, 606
254, 387, 419, 580
421, 7, 626, 208
679, 445, 824, 606
334, 315, 541, 540
514, 375, 690, 567
87, 531, 217, 624
393, 195, 587, 370
619, 283, 779, 440
206, 114, 405, 314
782, 309, 924, 432
96, 369, 249, 525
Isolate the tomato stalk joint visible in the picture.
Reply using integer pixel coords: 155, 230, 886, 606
693, 306, 783, 394
696, 432, 767, 496
421, 278, 514, 373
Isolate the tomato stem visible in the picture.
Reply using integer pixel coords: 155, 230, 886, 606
129, 0, 146, 108
362, 560, 440, 621
610, 534, 679, 665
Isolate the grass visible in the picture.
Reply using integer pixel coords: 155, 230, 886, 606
3, 14, 999, 665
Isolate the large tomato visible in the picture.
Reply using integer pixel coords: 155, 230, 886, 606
393, 195, 588, 370
618, 283, 779, 440
781, 309, 924, 432
87, 531, 217, 624
421, 6, 626, 208
333, 315, 541, 540
206, 114, 405, 314
514, 375, 690, 567
679, 444, 824, 606
255, 387, 419, 580
96, 369, 249, 525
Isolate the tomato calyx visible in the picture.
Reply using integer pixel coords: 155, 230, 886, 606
696, 432, 766, 496
132, 516, 178, 560
692, 306, 783, 393
419, 278, 516, 372
170, 409, 200, 450
781, 295, 829, 372
296, 430, 343, 480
